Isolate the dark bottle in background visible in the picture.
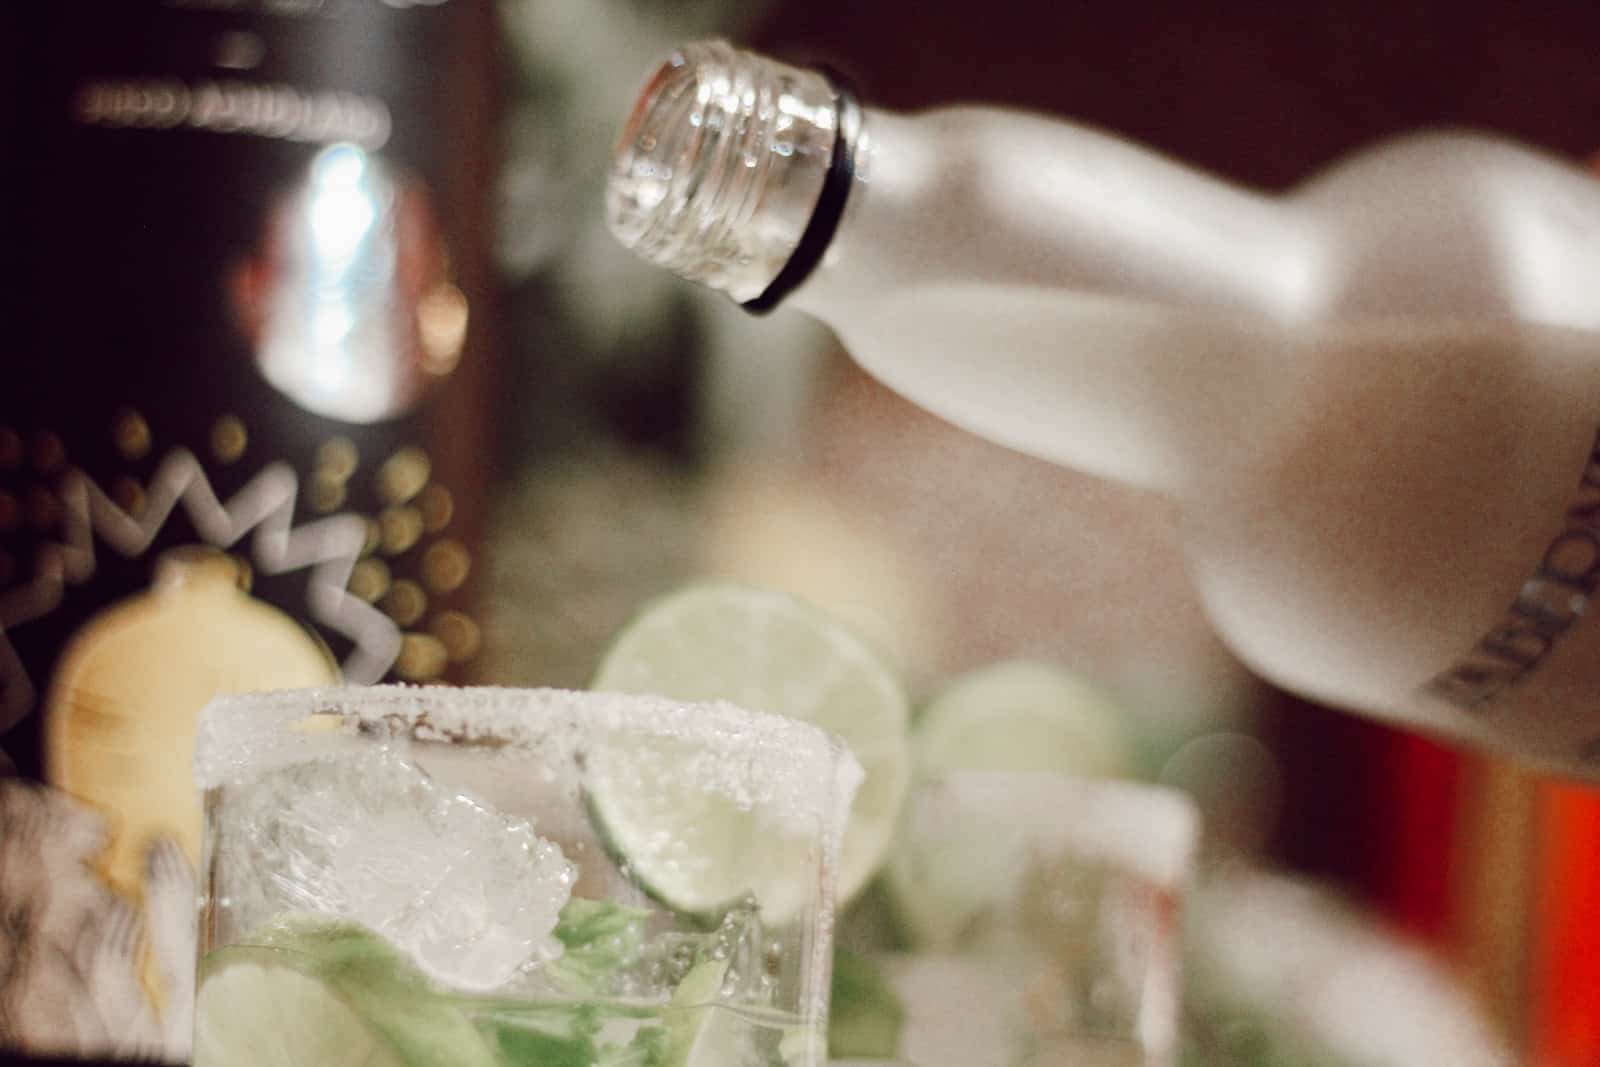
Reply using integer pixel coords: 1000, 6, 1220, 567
0, 1, 501, 1060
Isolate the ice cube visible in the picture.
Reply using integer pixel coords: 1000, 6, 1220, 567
219, 746, 576, 990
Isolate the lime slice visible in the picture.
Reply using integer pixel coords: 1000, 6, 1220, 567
662, 957, 743, 1067
910, 660, 1133, 780
591, 583, 911, 908
884, 662, 1134, 949
193, 917, 497, 1067
583, 719, 834, 922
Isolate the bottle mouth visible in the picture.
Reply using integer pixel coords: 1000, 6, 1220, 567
605, 39, 844, 305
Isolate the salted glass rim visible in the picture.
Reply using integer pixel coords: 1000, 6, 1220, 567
193, 684, 860, 826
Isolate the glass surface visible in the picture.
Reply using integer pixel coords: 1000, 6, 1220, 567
876, 771, 1198, 1067
192, 685, 861, 1067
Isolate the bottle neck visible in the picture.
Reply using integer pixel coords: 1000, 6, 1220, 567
609, 41, 1316, 328
606, 40, 856, 307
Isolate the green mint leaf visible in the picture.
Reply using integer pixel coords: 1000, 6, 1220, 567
546, 898, 654, 996
477, 1004, 603, 1067
598, 1024, 667, 1067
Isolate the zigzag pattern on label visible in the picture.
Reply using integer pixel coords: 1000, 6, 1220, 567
0, 448, 402, 737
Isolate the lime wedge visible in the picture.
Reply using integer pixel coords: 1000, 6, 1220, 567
910, 660, 1133, 780
662, 957, 743, 1067
591, 583, 911, 907
193, 955, 411, 1067
884, 662, 1134, 949
583, 719, 840, 922
193, 918, 497, 1067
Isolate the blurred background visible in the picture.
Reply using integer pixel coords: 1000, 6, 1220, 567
476, 1, 1600, 1064
5, 0, 1600, 1063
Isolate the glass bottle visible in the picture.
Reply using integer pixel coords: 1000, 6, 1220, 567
607, 39, 1600, 780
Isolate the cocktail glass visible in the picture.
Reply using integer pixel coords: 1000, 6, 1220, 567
191, 685, 862, 1067
874, 771, 1199, 1067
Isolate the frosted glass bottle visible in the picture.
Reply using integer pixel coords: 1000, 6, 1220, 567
606, 40, 1600, 779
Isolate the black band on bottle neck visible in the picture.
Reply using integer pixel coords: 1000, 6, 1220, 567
742, 72, 860, 315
